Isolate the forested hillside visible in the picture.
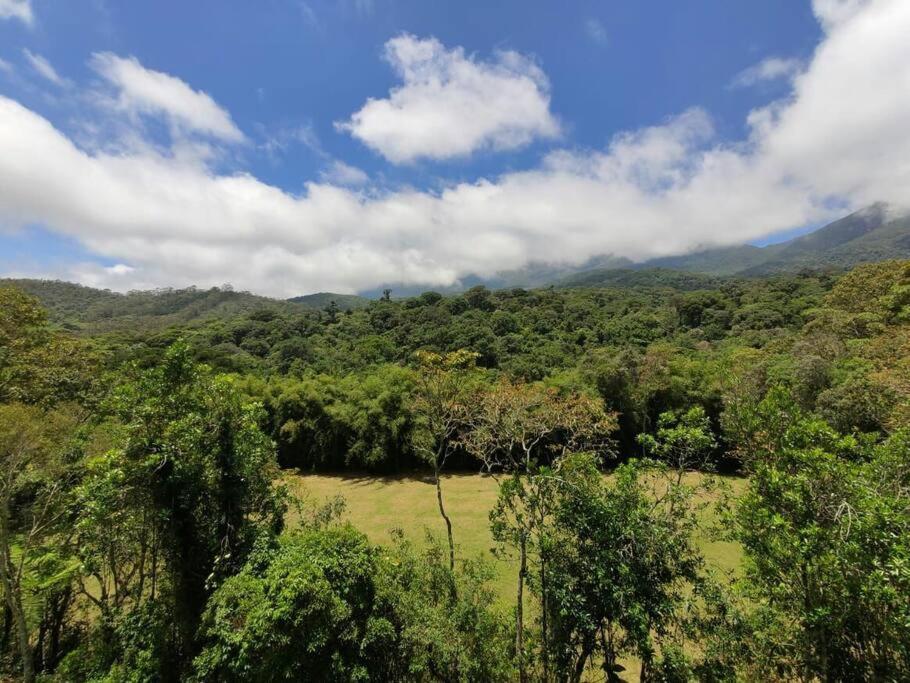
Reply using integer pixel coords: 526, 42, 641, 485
0, 279, 360, 332
1, 260, 908, 681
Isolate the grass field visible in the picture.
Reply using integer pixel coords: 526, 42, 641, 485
285, 470, 746, 605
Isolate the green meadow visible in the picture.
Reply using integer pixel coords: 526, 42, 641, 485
286, 471, 746, 605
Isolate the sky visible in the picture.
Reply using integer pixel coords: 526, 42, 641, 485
0, 0, 908, 297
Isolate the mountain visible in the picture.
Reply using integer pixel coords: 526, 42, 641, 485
361, 205, 908, 297
637, 243, 787, 276
3, 278, 374, 332
358, 255, 634, 298
636, 204, 907, 277
548, 205, 909, 287
5, 207, 907, 316
737, 204, 894, 275
554, 268, 727, 291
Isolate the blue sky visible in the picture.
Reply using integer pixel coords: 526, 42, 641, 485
0, 0, 907, 295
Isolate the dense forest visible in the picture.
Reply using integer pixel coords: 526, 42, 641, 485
1, 259, 908, 681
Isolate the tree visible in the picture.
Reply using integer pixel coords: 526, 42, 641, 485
373, 531, 515, 682
195, 525, 381, 681
196, 524, 516, 682
0, 287, 96, 681
0, 286, 99, 406
324, 299, 340, 324
461, 379, 615, 682
733, 414, 910, 680
74, 342, 286, 678
543, 455, 704, 682
0, 404, 78, 683
637, 406, 717, 478
410, 349, 480, 573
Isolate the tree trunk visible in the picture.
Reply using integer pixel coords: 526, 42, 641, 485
516, 532, 528, 683
540, 553, 549, 682
1, 601, 11, 653
434, 463, 456, 574
572, 638, 593, 683
0, 503, 34, 683
45, 586, 71, 671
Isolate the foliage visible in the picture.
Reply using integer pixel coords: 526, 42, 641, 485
372, 532, 515, 682
637, 406, 717, 472
1, 256, 909, 680
0, 403, 81, 682
0, 286, 100, 406
461, 379, 615, 681
732, 410, 910, 680
195, 525, 380, 682
542, 455, 705, 682
195, 525, 514, 682
69, 343, 286, 678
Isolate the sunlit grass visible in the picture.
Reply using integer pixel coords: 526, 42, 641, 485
284, 470, 746, 606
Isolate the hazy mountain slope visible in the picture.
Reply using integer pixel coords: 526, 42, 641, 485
363, 206, 907, 296
739, 205, 892, 275
1, 279, 124, 324
638, 243, 787, 276
824, 213, 910, 264
358, 255, 635, 298
555, 268, 727, 291
572, 205, 905, 280
287, 292, 370, 310
3, 278, 374, 332
4, 208, 906, 315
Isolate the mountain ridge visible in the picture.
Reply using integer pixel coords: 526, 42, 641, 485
355, 205, 908, 296
5, 206, 908, 312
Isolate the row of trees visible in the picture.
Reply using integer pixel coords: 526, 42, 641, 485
139, 263, 901, 471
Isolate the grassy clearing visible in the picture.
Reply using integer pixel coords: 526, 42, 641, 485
284, 470, 746, 605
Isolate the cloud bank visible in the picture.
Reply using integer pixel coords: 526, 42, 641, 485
1, 0, 909, 297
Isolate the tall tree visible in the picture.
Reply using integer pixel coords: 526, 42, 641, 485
77, 342, 286, 677
410, 349, 480, 573
0, 404, 77, 683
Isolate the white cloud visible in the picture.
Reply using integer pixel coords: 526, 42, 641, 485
0, 0, 32, 25
320, 160, 369, 186
23, 49, 66, 86
585, 19, 608, 46
90, 53, 244, 142
731, 56, 802, 88
258, 122, 325, 161
813, 0, 869, 31
337, 34, 561, 163
105, 263, 135, 276
1, 1, 910, 297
